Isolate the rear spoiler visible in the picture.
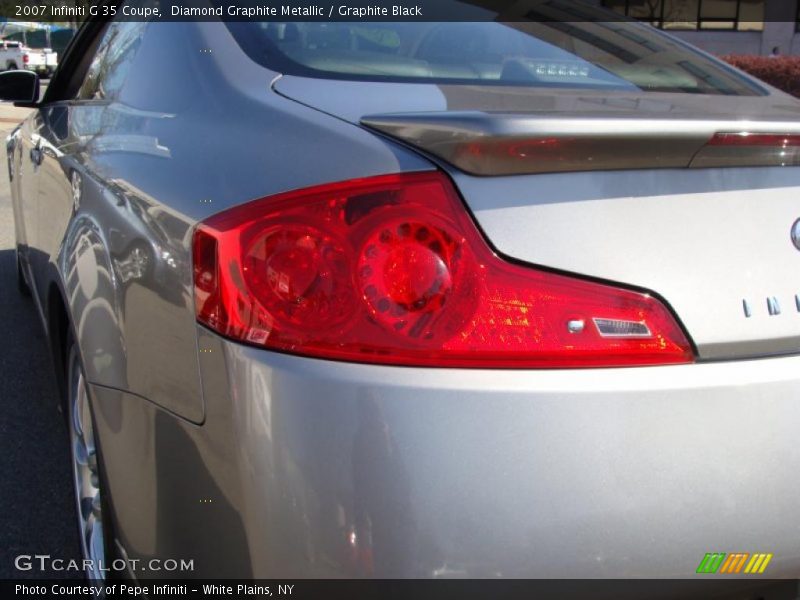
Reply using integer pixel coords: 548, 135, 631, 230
361, 111, 800, 176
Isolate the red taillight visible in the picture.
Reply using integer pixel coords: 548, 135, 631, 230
707, 132, 800, 147
193, 172, 693, 368
691, 131, 800, 168
22, 53, 28, 64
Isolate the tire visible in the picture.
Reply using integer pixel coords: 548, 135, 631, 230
7, 61, 17, 70
66, 337, 119, 581
16, 248, 31, 297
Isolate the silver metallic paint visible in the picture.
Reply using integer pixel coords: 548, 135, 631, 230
449, 167, 800, 360
9, 18, 800, 579
89, 328, 800, 577
14, 21, 432, 424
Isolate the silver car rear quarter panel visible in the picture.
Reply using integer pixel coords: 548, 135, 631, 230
48, 21, 433, 424
88, 325, 800, 578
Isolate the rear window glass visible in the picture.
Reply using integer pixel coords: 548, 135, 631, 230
226, 19, 763, 96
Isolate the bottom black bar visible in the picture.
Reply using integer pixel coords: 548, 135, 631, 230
3, 579, 800, 600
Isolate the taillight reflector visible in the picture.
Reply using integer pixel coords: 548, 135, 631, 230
193, 172, 693, 368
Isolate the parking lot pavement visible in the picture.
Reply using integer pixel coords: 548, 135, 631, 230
0, 118, 82, 578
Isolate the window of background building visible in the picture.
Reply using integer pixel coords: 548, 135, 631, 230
603, 0, 765, 31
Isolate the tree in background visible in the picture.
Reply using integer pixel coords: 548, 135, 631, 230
724, 54, 800, 98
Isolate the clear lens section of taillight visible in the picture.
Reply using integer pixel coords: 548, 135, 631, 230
193, 172, 693, 368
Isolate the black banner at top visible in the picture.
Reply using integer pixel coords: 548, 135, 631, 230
1, 0, 616, 22
0, 0, 791, 23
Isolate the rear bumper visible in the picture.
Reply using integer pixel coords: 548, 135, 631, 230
24, 65, 50, 74
94, 328, 800, 578
203, 331, 800, 578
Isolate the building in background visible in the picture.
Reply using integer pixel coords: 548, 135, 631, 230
597, 0, 800, 55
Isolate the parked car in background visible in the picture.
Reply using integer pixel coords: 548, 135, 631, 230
0, 37, 56, 76
0, 39, 27, 70
3, 1, 800, 581
2, 30, 57, 76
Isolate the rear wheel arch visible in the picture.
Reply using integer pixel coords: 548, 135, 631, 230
46, 281, 71, 414
49, 282, 124, 577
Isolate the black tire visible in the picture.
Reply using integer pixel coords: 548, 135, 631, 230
65, 336, 121, 582
7, 61, 17, 70
16, 248, 31, 297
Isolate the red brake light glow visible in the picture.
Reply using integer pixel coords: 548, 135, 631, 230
707, 132, 800, 147
193, 172, 693, 368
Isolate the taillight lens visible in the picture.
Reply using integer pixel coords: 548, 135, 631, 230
706, 132, 800, 147
193, 172, 693, 368
691, 131, 800, 168
22, 54, 28, 64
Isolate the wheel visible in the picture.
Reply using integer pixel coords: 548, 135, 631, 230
16, 248, 31, 297
66, 339, 116, 581
7, 61, 17, 70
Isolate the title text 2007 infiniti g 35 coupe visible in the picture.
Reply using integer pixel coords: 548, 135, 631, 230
5, 3, 800, 580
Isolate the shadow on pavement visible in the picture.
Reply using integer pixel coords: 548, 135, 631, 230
0, 248, 81, 578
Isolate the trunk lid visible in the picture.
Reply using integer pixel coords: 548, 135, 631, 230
274, 77, 800, 360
